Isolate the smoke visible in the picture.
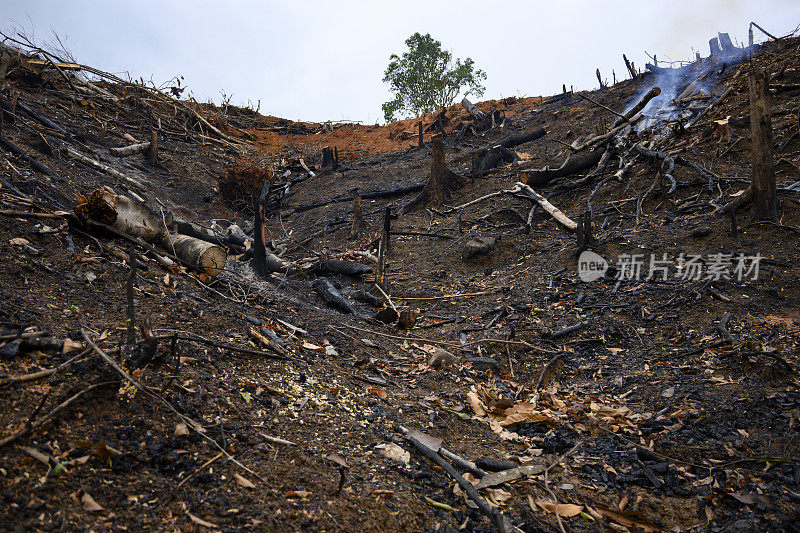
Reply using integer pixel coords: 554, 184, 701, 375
627, 41, 749, 139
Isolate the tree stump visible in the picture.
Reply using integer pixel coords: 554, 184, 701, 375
400, 134, 468, 214
322, 146, 338, 170
349, 195, 368, 240
749, 69, 777, 220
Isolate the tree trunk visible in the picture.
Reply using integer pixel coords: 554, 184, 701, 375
718, 32, 735, 51
322, 146, 337, 170
251, 180, 290, 277
109, 142, 150, 157
349, 195, 367, 240
709, 37, 721, 57
400, 134, 469, 214
160, 234, 226, 276
748, 69, 777, 220
623, 54, 636, 79
148, 130, 158, 164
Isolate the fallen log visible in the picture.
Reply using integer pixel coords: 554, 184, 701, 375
63, 146, 145, 189
0, 133, 58, 178
109, 141, 150, 157
473, 127, 547, 175
514, 183, 577, 231
160, 234, 227, 277
173, 220, 246, 254
312, 278, 355, 314
613, 86, 661, 127
75, 187, 163, 241
319, 259, 372, 277
520, 149, 604, 187
461, 97, 488, 128
74, 187, 228, 275
0, 95, 69, 135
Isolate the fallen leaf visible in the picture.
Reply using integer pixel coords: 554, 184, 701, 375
466, 391, 487, 417
661, 386, 675, 398
379, 443, 410, 465
532, 498, 584, 517
174, 422, 189, 437
404, 429, 443, 453
498, 402, 555, 427
369, 387, 387, 399
187, 512, 218, 528
285, 490, 311, 499
594, 505, 663, 532
324, 453, 349, 469
9, 237, 30, 246
234, 473, 256, 488
82, 491, 103, 512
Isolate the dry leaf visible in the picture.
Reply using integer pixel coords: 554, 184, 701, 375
404, 429, 443, 453
466, 391, 487, 417
234, 473, 256, 488
174, 422, 189, 437
594, 505, 663, 532
187, 512, 218, 528
324, 453, 349, 468
285, 490, 311, 499
369, 387, 387, 399
379, 443, 410, 465
489, 419, 521, 441
62, 338, 84, 354
81, 491, 103, 512
533, 498, 584, 517
499, 402, 554, 427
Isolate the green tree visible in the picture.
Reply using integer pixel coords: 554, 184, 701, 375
382, 33, 487, 123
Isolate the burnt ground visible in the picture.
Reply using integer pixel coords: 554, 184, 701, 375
1, 33, 800, 533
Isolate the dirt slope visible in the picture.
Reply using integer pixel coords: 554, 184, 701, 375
1, 33, 800, 533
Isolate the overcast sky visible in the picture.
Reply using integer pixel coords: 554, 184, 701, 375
4, 1, 799, 124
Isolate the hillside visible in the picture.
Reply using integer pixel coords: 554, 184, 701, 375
1, 30, 799, 532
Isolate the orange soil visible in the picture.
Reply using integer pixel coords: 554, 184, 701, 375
243, 96, 543, 160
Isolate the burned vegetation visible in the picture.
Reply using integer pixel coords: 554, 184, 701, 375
2, 26, 800, 532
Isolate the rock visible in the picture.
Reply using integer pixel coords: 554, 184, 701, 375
691, 226, 713, 238
429, 348, 459, 369
463, 236, 496, 259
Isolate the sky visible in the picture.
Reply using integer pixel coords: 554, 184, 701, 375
3, 1, 799, 124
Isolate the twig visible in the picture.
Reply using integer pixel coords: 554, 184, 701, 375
373, 283, 397, 312
0, 381, 119, 448
396, 290, 495, 301
81, 329, 266, 483
152, 332, 289, 361
0, 348, 95, 387
175, 452, 224, 490
577, 92, 626, 119
403, 430, 509, 532
534, 353, 565, 391
543, 443, 581, 533
259, 433, 298, 446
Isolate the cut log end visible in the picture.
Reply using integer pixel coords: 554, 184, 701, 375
161, 234, 227, 276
